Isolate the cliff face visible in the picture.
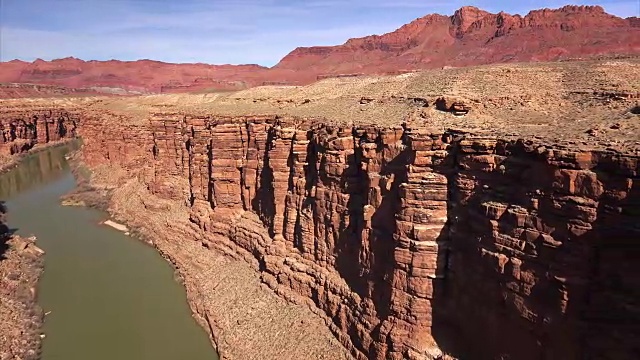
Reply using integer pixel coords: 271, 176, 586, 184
75, 113, 639, 360
440, 138, 639, 359
0, 106, 78, 160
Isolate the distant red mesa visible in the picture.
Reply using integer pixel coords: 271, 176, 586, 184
0, 5, 638, 97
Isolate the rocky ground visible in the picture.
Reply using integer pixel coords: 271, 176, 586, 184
0, 233, 44, 360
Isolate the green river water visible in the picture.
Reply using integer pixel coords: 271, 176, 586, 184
0, 145, 219, 360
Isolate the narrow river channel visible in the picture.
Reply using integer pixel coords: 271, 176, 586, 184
0, 144, 219, 360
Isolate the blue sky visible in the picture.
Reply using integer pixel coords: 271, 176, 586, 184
0, 0, 638, 66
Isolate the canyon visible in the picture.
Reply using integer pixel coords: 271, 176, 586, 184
0, 5, 638, 96
0, 112, 78, 360
1, 58, 638, 359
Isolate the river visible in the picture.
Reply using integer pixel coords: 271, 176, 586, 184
0, 144, 219, 360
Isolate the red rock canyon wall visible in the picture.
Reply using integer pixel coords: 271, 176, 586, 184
70, 113, 640, 360
0, 107, 78, 158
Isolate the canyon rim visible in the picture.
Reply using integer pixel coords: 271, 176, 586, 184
0, 4, 639, 360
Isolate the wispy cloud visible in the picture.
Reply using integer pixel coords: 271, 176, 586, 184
0, 0, 637, 66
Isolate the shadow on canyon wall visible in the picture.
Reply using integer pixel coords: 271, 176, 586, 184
582, 165, 640, 359
429, 145, 640, 360
332, 137, 411, 326
252, 128, 276, 236
1, 116, 67, 146
196, 122, 638, 359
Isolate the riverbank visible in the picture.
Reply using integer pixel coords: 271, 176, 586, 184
0, 139, 77, 360
0, 234, 44, 360
62, 151, 354, 360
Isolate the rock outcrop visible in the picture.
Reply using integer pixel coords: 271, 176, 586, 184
71, 112, 639, 360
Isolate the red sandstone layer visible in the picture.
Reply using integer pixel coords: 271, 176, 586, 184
276, 5, 640, 76
0, 83, 108, 99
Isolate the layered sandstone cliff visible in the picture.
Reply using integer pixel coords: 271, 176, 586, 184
0, 105, 78, 161
74, 114, 639, 359
3, 58, 638, 359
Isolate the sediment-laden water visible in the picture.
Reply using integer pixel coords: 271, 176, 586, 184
0, 144, 218, 360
